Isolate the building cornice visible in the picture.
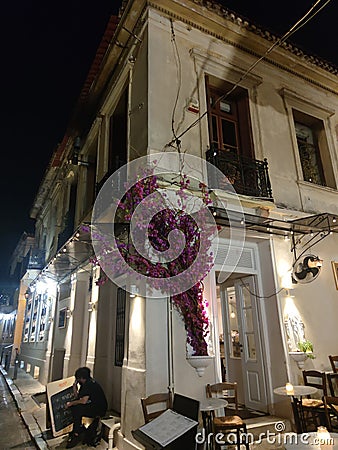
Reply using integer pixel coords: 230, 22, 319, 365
148, 0, 338, 95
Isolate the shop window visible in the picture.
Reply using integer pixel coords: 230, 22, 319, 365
293, 110, 335, 188
115, 287, 126, 367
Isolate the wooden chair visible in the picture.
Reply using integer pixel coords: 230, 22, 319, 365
206, 382, 249, 450
302, 370, 328, 430
323, 396, 338, 431
141, 392, 172, 424
327, 373, 338, 397
329, 355, 338, 373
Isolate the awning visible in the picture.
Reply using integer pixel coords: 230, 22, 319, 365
211, 208, 338, 237
40, 227, 93, 282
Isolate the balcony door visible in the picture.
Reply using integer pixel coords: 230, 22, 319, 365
206, 77, 254, 159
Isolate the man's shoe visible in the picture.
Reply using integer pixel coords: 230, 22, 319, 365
66, 433, 82, 448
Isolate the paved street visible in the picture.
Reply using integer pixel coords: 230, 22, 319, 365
0, 372, 37, 450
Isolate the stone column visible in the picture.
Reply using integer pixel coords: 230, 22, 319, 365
64, 271, 90, 377
120, 293, 146, 442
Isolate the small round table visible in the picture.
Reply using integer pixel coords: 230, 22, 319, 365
274, 386, 318, 433
200, 398, 228, 449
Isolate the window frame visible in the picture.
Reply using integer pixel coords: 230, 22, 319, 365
281, 88, 337, 190
205, 76, 254, 159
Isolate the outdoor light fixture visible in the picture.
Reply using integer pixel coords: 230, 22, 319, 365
66, 308, 72, 319
88, 301, 96, 312
130, 285, 139, 298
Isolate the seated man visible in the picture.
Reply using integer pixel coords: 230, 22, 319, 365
65, 366, 108, 448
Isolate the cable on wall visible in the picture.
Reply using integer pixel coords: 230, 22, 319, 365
165, 0, 332, 149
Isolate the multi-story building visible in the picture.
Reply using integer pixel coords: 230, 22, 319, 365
16, 1, 338, 448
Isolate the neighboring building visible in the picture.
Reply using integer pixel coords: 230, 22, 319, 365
0, 232, 35, 367
15, 1, 338, 448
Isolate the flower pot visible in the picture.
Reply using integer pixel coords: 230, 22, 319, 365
186, 355, 214, 377
289, 351, 313, 369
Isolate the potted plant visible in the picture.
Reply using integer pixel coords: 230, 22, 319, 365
297, 339, 315, 359
289, 339, 315, 368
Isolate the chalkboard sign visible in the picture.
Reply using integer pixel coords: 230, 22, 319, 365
47, 377, 75, 437
51, 386, 74, 432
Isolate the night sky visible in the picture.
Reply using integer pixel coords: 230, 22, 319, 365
0, 0, 337, 284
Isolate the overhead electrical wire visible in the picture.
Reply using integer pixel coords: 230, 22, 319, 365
166, 0, 332, 149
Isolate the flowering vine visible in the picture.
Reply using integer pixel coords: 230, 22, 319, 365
89, 169, 216, 356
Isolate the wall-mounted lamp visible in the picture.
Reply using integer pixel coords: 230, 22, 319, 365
68, 137, 90, 167
24, 290, 30, 300
66, 308, 72, 319
284, 288, 295, 298
130, 285, 139, 298
88, 301, 96, 312
230, 311, 236, 319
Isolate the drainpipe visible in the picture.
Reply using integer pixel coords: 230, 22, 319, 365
167, 297, 174, 397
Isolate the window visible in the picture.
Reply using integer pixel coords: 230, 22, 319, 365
206, 77, 254, 158
109, 88, 128, 174
293, 110, 335, 188
115, 287, 126, 367
281, 88, 336, 190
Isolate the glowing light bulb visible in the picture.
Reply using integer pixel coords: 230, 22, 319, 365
285, 382, 294, 395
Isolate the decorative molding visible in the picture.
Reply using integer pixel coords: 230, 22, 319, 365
190, 48, 263, 88
280, 88, 335, 119
148, 1, 338, 94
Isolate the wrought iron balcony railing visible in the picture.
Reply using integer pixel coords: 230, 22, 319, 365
206, 148, 273, 200
27, 248, 46, 270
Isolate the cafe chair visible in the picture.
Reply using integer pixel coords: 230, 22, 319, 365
206, 382, 249, 450
327, 373, 338, 397
323, 396, 338, 431
141, 392, 172, 424
329, 355, 338, 373
302, 370, 328, 429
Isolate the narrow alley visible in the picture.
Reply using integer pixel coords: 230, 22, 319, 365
0, 372, 36, 449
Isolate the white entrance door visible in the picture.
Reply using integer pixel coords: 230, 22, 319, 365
234, 276, 267, 412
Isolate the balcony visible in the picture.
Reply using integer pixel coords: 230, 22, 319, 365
206, 148, 273, 200
27, 248, 46, 270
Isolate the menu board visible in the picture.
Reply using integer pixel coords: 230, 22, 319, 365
136, 409, 198, 447
46, 377, 75, 437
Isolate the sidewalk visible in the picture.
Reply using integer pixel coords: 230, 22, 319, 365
0, 365, 115, 449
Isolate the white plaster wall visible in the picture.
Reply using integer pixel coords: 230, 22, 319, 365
273, 233, 338, 385
145, 297, 169, 394
147, 9, 338, 216
94, 280, 123, 414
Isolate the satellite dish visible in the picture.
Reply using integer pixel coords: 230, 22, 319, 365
292, 254, 322, 284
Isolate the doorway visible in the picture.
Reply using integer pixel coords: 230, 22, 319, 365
217, 274, 268, 413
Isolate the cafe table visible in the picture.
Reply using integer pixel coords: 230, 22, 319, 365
200, 398, 228, 449
274, 385, 318, 433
